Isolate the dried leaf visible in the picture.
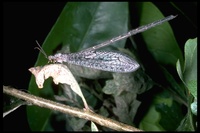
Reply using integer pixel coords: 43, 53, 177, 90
29, 64, 89, 109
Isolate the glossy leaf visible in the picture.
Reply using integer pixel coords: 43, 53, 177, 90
135, 2, 183, 67
183, 38, 197, 98
176, 38, 197, 98
27, 2, 129, 131
160, 66, 187, 103
139, 105, 164, 131
176, 96, 196, 131
176, 38, 197, 118
139, 89, 184, 131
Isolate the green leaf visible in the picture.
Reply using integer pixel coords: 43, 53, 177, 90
135, 2, 183, 67
160, 66, 187, 104
139, 89, 184, 131
91, 122, 99, 131
176, 100, 196, 131
176, 38, 197, 98
139, 105, 164, 131
183, 38, 197, 98
176, 115, 195, 131
176, 38, 197, 130
27, 2, 129, 131
176, 59, 183, 82
39, 2, 130, 55
156, 101, 184, 130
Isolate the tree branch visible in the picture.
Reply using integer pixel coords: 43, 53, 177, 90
3, 86, 142, 131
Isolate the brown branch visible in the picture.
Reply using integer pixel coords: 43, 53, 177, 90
3, 86, 142, 131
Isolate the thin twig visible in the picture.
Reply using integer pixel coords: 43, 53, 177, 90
3, 86, 142, 131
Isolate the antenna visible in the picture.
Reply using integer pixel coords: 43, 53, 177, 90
34, 40, 48, 59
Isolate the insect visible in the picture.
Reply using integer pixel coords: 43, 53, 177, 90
36, 15, 177, 73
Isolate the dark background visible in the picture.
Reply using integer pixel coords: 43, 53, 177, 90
3, 2, 66, 131
3, 2, 196, 131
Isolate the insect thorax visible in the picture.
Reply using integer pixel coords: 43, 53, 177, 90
48, 53, 69, 63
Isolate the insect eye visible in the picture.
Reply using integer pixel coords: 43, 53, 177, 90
51, 59, 56, 63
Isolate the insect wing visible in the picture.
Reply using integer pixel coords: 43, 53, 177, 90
67, 51, 140, 73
